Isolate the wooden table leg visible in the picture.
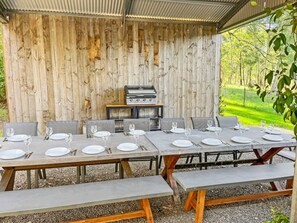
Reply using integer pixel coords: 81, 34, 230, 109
0, 168, 16, 191
161, 155, 181, 203
253, 147, 286, 191
121, 160, 133, 177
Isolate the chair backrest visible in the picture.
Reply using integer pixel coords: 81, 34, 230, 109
46, 120, 80, 134
86, 120, 115, 137
191, 117, 214, 130
160, 118, 185, 131
3, 122, 38, 137
123, 119, 150, 132
216, 116, 238, 128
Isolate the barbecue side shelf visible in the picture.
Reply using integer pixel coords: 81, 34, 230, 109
106, 104, 164, 132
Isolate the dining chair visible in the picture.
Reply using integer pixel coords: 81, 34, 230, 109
122, 118, 158, 174
204, 116, 238, 169
3, 122, 38, 137
216, 116, 238, 128
123, 118, 150, 132
2, 122, 38, 189
86, 120, 115, 138
46, 120, 80, 134
160, 118, 185, 131
191, 117, 214, 130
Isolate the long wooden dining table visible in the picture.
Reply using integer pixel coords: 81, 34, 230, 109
0, 127, 296, 204
0, 133, 158, 191
145, 127, 297, 202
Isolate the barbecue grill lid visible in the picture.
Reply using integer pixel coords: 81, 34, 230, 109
124, 85, 157, 94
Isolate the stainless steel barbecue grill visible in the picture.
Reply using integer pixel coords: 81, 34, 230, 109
124, 85, 157, 105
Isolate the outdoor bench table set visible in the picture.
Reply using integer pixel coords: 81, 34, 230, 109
0, 118, 295, 223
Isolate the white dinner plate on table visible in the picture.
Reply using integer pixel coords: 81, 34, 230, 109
7, 134, 29, 142
262, 134, 283, 142
49, 133, 68, 140
170, 128, 186, 134
206, 127, 222, 132
93, 131, 111, 138
82, 145, 105, 155
231, 136, 252, 144
0, 149, 26, 160
129, 130, 146, 136
45, 147, 70, 157
201, 138, 222, 146
117, 143, 138, 152
172, 140, 193, 148
265, 129, 281, 135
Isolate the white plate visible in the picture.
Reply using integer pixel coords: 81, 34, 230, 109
49, 133, 68, 140
170, 128, 186, 134
129, 130, 146, 136
262, 134, 283, 142
206, 127, 222, 132
201, 138, 222, 146
45, 147, 70, 157
82, 145, 105, 155
231, 136, 252, 144
265, 129, 281, 135
7, 134, 29, 142
172, 140, 193, 148
0, 149, 26, 160
93, 131, 111, 138
117, 143, 138, 152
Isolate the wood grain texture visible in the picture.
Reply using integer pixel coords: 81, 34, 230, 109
3, 14, 220, 132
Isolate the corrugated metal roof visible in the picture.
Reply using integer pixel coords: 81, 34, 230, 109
0, 0, 293, 31
220, 0, 288, 31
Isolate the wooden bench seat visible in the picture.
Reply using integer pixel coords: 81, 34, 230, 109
173, 163, 294, 223
277, 150, 296, 161
0, 175, 173, 223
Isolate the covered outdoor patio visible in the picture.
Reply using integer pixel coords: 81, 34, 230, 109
0, 0, 296, 223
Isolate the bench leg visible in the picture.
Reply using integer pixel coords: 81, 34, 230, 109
195, 190, 206, 223
0, 168, 15, 191
139, 199, 154, 223
184, 191, 197, 211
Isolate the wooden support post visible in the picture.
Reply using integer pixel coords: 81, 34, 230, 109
121, 160, 133, 177
26, 170, 31, 189
139, 199, 154, 223
195, 190, 206, 223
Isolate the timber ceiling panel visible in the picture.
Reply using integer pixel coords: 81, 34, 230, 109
0, 0, 293, 32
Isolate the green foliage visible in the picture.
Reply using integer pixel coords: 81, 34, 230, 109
255, 3, 297, 137
263, 209, 289, 223
222, 85, 293, 130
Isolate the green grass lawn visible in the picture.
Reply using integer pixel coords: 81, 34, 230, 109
221, 85, 293, 131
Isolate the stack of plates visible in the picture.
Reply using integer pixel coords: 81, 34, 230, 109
206, 127, 222, 132
7, 135, 29, 142
45, 147, 70, 157
82, 145, 105, 155
231, 136, 252, 144
117, 143, 138, 152
172, 140, 193, 148
129, 130, 146, 136
93, 131, 111, 138
49, 133, 68, 140
170, 128, 186, 134
0, 149, 26, 160
262, 134, 283, 142
201, 138, 222, 146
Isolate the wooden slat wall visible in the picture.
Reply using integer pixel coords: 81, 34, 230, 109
2, 14, 220, 133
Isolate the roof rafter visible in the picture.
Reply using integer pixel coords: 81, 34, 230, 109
218, 0, 250, 29
0, 2, 9, 23
155, 0, 236, 7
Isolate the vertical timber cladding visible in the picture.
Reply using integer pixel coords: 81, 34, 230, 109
2, 14, 220, 133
